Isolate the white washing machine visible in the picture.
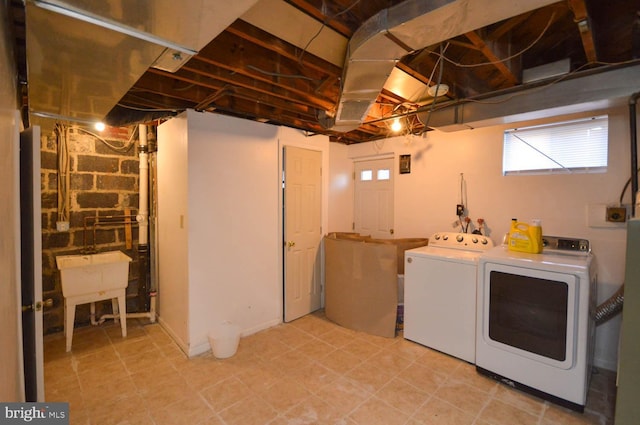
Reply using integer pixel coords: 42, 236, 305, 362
404, 232, 494, 363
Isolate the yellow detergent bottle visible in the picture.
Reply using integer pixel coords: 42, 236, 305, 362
508, 218, 543, 253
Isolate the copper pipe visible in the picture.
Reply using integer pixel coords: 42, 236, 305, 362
83, 214, 138, 253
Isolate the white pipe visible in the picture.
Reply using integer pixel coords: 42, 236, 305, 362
93, 125, 157, 326
93, 292, 157, 324
137, 124, 149, 245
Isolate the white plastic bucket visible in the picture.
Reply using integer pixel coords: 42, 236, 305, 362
208, 321, 241, 359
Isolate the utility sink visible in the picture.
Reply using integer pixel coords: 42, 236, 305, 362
56, 251, 132, 297
56, 251, 132, 351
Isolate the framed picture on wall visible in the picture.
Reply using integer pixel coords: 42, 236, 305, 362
399, 154, 411, 174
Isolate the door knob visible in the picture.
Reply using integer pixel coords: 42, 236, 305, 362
287, 241, 296, 248
22, 298, 54, 312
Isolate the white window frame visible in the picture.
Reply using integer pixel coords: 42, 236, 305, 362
503, 115, 608, 175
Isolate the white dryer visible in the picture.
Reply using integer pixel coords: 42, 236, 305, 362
404, 232, 494, 363
475, 236, 596, 411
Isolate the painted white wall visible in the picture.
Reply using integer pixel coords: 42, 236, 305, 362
158, 110, 282, 356
0, 6, 24, 401
335, 107, 633, 371
157, 114, 190, 351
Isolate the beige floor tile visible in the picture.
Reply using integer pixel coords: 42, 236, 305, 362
375, 377, 431, 416
345, 362, 396, 394
152, 395, 215, 425
314, 376, 371, 416
200, 376, 252, 413
349, 396, 410, 425
87, 393, 149, 425
398, 362, 448, 394
288, 361, 341, 391
236, 362, 284, 393
182, 362, 236, 391
218, 394, 278, 425
270, 348, 314, 373
296, 338, 337, 360
449, 363, 498, 393
316, 327, 358, 348
492, 384, 547, 416
341, 338, 384, 360
542, 403, 604, 425
283, 394, 346, 424
412, 396, 476, 425
120, 347, 172, 375
268, 323, 317, 348
43, 314, 616, 425
76, 358, 129, 387
478, 398, 540, 425
141, 379, 198, 410
317, 348, 362, 375
363, 349, 413, 375
259, 377, 312, 412
433, 379, 492, 416
389, 339, 432, 362
414, 348, 464, 377
72, 345, 120, 372
81, 376, 138, 409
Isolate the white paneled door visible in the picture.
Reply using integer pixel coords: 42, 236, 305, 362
283, 146, 322, 322
354, 157, 394, 238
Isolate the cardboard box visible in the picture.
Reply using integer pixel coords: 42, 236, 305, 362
324, 233, 428, 337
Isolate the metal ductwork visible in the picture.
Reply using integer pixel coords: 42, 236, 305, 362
324, 0, 559, 132
25, 0, 259, 130
420, 64, 640, 131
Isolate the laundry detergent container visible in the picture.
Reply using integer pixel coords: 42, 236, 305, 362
208, 321, 241, 359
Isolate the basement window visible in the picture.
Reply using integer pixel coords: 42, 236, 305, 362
503, 115, 608, 175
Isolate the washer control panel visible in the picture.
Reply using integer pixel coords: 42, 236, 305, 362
430, 232, 494, 251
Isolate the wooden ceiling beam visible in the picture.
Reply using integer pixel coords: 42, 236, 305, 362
464, 31, 519, 86
227, 20, 342, 76
173, 59, 336, 111
567, 0, 597, 63
132, 73, 318, 119
193, 31, 339, 107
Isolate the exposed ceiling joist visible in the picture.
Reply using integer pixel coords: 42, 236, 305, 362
10, 0, 640, 143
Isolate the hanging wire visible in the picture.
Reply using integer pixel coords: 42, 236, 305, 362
74, 125, 138, 154
418, 42, 449, 131
428, 11, 557, 69
297, 0, 362, 65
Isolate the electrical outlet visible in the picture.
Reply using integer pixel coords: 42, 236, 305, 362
606, 206, 627, 222
456, 204, 464, 216
56, 221, 69, 232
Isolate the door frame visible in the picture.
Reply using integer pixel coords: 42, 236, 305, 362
277, 129, 329, 321
20, 126, 45, 401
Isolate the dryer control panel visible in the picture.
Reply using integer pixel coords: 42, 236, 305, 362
542, 235, 590, 255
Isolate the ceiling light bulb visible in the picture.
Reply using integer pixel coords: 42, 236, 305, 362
94, 122, 106, 132
391, 118, 402, 132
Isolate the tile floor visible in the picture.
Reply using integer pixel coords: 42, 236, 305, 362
44, 311, 617, 425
